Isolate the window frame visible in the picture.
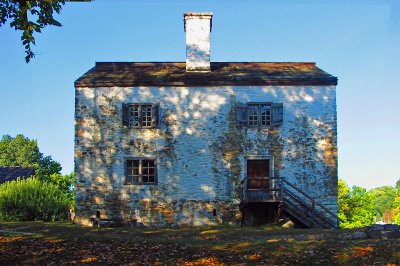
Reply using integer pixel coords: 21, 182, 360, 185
247, 102, 273, 128
122, 103, 159, 129
124, 157, 157, 185
236, 101, 283, 128
129, 104, 152, 128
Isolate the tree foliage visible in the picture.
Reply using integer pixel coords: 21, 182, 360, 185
0, 177, 70, 221
339, 178, 400, 226
367, 186, 397, 218
0, 134, 61, 176
48, 172, 74, 205
371, 178, 400, 224
0, 0, 65, 62
0, 134, 73, 201
0, 134, 41, 167
393, 178, 400, 224
338, 179, 375, 228
338, 179, 350, 224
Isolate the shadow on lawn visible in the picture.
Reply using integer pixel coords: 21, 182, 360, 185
0, 222, 399, 265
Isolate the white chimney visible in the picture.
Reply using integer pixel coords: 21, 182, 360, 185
184, 12, 213, 72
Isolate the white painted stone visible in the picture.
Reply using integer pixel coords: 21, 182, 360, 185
74, 85, 338, 226
184, 13, 213, 72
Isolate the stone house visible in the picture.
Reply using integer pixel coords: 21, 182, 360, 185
74, 13, 339, 227
0, 166, 35, 185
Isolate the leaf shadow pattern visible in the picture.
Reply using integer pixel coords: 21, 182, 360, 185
1, 223, 400, 265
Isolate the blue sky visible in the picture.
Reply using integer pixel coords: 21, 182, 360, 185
0, 0, 399, 190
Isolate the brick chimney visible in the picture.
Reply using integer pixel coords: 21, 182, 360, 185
184, 12, 213, 72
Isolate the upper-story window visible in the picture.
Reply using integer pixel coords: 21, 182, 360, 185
237, 102, 283, 127
122, 103, 159, 128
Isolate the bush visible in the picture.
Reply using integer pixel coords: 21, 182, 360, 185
0, 177, 70, 221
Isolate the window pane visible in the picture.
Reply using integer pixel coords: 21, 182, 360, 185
127, 160, 138, 168
129, 105, 140, 127
142, 159, 155, 183
126, 159, 155, 184
142, 105, 152, 127
133, 167, 139, 176
248, 105, 258, 126
145, 160, 154, 167
260, 105, 271, 126
126, 160, 139, 183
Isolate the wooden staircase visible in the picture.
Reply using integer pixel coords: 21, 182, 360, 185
240, 177, 341, 228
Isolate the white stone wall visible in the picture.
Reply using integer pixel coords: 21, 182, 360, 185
74, 85, 337, 226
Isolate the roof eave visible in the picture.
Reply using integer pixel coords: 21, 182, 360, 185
74, 77, 338, 88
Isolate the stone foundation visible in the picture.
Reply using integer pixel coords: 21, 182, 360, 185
74, 199, 241, 227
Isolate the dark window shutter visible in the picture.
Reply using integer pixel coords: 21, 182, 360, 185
236, 102, 247, 126
271, 103, 283, 126
151, 103, 160, 127
122, 103, 129, 127
124, 159, 128, 184
236, 102, 248, 126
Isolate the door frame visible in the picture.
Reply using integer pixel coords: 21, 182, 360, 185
245, 155, 274, 190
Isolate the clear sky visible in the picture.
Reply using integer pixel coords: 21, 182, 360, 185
1, 0, 399, 190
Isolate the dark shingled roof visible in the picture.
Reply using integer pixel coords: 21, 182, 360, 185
75, 62, 337, 87
0, 166, 35, 184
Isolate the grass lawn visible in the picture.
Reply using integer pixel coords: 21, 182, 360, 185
0, 222, 399, 265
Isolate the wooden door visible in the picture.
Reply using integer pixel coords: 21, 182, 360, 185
247, 159, 270, 189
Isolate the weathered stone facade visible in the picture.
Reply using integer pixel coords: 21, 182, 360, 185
74, 85, 337, 226
74, 12, 337, 227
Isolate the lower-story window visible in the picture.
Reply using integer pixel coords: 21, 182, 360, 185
125, 158, 156, 184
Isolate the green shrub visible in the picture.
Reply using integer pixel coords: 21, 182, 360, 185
0, 177, 70, 221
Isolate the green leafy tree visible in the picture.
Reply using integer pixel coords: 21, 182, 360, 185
0, 134, 60, 176
37, 155, 62, 178
0, 0, 65, 62
0, 134, 73, 201
338, 179, 350, 225
338, 179, 375, 228
396, 212, 400, 225
0, 134, 41, 167
367, 186, 397, 219
383, 209, 394, 223
393, 178, 400, 224
48, 172, 74, 206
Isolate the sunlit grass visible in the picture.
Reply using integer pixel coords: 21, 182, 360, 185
182, 256, 224, 266
248, 253, 262, 261
0, 235, 23, 243
233, 241, 250, 249
1, 222, 399, 265
81, 257, 98, 263
200, 229, 220, 235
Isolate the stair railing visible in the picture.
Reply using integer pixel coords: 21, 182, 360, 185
239, 176, 342, 228
241, 176, 281, 203
280, 177, 342, 228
